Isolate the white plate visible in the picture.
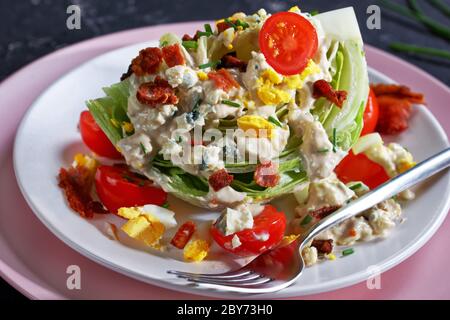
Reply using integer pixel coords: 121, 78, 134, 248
13, 41, 450, 298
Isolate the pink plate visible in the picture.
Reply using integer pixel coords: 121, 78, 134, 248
1, 22, 449, 300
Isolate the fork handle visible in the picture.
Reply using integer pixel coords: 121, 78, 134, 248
300, 147, 450, 247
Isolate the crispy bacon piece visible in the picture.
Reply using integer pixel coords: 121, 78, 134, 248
219, 54, 247, 72
208, 169, 234, 191
162, 44, 185, 67
254, 161, 280, 188
136, 76, 178, 107
313, 80, 347, 107
311, 239, 333, 254
208, 69, 240, 92
131, 47, 163, 76
58, 166, 107, 219
371, 84, 425, 104
310, 205, 340, 220
171, 221, 196, 249
370, 84, 425, 135
120, 63, 133, 81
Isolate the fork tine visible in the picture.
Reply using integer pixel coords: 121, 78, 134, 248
176, 272, 263, 282
188, 275, 273, 286
167, 269, 253, 279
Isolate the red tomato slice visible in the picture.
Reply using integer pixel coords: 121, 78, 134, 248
210, 205, 286, 256
360, 88, 380, 136
259, 12, 318, 75
335, 151, 390, 189
79, 111, 122, 159
95, 165, 167, 213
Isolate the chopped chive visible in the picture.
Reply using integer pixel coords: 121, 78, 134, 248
160, 40, 169, 47
182, 40, 198, 50
342, 248, 354, 256
122, 175, 134, 182
140, 142, 148, 155
428, 0, 450, 18
310, 10, 319, 16
332, 128, 337, 153
317, 148, 329, 153
162, 202, 170, 209
199, 61, 219, 69
224, 18, 237, 29
268, 116, 282, 127
389, 42, 450, 61
204, 23, 213, 34
235, 19, 250, 29
349, 183, 363, 191
176, 136, 183, 143
300, 215, 312, 226
222, 100, 241, 108
197, 31, 212, 37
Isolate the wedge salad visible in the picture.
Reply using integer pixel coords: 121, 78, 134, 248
59, 6, 425, 265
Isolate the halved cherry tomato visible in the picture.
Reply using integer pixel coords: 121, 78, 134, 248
360, 88, 380, 136
210, 205, 286, 256
79, 111, 122, 159
335, 151, 389, 189
259, 12, 318, 75
95, 165, 167, 213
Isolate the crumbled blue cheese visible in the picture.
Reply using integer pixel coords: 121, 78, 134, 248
215, 207, 254, 236
165, 65, 198, 88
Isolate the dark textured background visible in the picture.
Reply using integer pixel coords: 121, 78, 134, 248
0, 0, 449, 300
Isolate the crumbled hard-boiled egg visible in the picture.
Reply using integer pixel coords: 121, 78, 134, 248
284, 60, 321, 89
121, 215, 165, 248
184, 239, 210, 262
237, 115, 275, 138
117, 205, 178, 248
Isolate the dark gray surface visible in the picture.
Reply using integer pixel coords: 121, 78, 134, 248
0, 0, 449, 300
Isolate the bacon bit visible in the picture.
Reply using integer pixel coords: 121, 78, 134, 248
171, 221, 196, 249
208, 169, 234, 191
219, 54, 247, 72
348, 228, 357, 237
131, 47, 163, 76
162, 44, 185, 67
313, 80, 348, 107
120, 64, 133, 81
371, 84, 425, 135
254, 161, 280, 188
136, 76, 179, 107
311, 239, 333, 254
182, 31, 201, 42
58, 167, 107, 218
310, 206, 340, 220
371, 84, 425, 104
208, 69, 240, 92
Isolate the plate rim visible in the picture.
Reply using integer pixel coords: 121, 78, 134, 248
4, 24, 450, 299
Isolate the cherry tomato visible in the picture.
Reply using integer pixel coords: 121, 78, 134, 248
335, 151, 389, 189
79, 111, 122, 159
360, 88, 380, 136
211, 205, 286, 256
259, 12, 318, 75
95, 165, 167, 213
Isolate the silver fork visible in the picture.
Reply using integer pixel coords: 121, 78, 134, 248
168, 147, 450, 294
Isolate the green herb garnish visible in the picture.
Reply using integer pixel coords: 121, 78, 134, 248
204, 23, 213, 34
140, 142, 148, 155
162, 202, 170, 209
342, 248, 354, 256
224, 18, 237, 29
222, 100, 241, 108
199, 61, 219, 69
332, 128, 337, 153
235, 19, 250, 29
428, 0, 450, 18
197, 31, 212, 37
268, 116, 282, 127
300, 215, 312, 226
349, 183, 363, 191
389, 42, 450, 60
160, 40, 169, 47
310, 10, 319, 16
182, 40, 198, 50
317, 148, 329, 153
